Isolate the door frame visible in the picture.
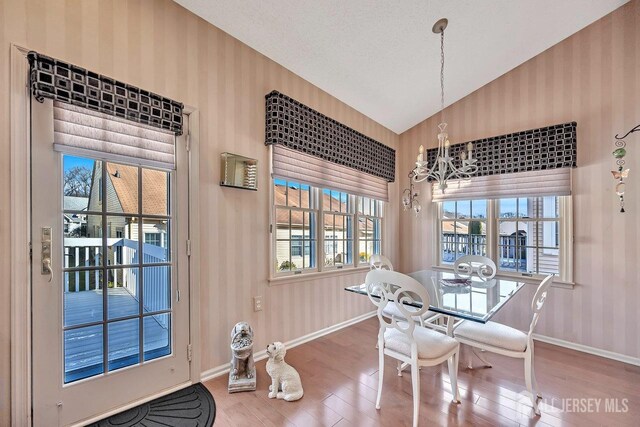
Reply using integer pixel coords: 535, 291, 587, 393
9, 44, 202, 426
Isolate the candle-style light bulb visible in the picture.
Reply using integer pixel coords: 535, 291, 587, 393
417, 145, 424, 162
419, 145, 425, 154
467, 142, 473, 151
445, 139, 451, 148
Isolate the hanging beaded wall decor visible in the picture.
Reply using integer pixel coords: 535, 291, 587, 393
612, 124, 638, 213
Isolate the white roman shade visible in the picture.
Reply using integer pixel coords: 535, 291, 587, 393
431, 168, 571, 202
53, 101, 176, 170
272, 145, 389, 201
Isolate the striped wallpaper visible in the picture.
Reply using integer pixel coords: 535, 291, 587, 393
0, 1, 399, 423
398, 0, 639, 360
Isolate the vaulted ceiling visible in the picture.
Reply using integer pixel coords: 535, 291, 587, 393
175, 0, 628, 134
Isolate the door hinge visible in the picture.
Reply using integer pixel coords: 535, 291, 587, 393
176, 289, 181, 302
186, 130, 191, 152
187, 344, 193, 362
29, 242, 32, 260
186, 239, 191, 256
270, 224, 273, 234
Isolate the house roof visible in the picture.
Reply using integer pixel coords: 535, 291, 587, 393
106, 164, 167, 214
63, 196, 89, 211
274, 184, 373, 230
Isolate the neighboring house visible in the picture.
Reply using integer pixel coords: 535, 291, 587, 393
274, 184, 376, 270
63, 196, 88, 236
86, 162, 169, 257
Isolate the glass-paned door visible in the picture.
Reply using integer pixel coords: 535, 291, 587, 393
31, 99, 191, 426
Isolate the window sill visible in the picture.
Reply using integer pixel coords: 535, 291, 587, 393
268, 266, 370, 286
431, 265, 575, 289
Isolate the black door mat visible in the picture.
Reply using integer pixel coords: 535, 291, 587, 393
89, 383, 216, 426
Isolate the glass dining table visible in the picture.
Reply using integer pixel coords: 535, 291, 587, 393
345, 269, 526, 333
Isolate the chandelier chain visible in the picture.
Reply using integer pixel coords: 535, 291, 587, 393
440, 28, 445, 119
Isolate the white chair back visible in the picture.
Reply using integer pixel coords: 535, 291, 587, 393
527, 275, 554, 337
365, 270, 430, 350
453, 255, 497, 280
369, 254, 394, 271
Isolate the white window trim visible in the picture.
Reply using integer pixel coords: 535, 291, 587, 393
434, 196, 574, 285
269, 180, 384, 281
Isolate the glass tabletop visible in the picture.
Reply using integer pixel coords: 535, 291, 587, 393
344, 269, 526, 323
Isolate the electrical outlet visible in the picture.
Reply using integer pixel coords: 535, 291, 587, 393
253, 296, 263, 312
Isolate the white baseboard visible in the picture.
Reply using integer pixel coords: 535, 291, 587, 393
200, 311, 376, 382
533, 334, 640, 367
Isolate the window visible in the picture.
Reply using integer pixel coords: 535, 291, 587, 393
144, 232, 162, 247
440, 200, 487, 262
272, 179, 384, 276
439, 196, 571, 281
323, 190, 354, 268
274, 179, 316, 273
358, 196, 383, 263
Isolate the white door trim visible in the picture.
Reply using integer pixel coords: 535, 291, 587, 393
10, 43, 32, 427
9, 43, 202, 426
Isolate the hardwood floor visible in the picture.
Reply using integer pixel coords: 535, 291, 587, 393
204, 318, 639, 426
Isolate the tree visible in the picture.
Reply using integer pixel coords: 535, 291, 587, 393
64, 166, 92, 197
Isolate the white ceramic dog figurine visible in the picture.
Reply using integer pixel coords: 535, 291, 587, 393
266, 342, 304, 401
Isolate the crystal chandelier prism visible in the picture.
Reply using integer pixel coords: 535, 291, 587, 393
411, 18, 479, 192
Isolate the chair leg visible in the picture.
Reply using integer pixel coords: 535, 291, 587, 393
472, 347, 492, 368
376, 345, 384, 409
448, 351, 461, 403
411, 361, 420, 427
524, 351, 540, 415
397, 360, 403, 377
530, 345, 542, 398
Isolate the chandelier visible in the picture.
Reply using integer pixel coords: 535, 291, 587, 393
412, 18, 478, 192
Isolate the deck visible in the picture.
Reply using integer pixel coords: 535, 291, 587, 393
64, 287, 170, 383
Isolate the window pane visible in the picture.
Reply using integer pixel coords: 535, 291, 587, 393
144, 313, 171, 361
519, 221, 537, 247
274, 179, 287, 206
63, 155, 95, 211
106, 163, 139, 214
287, 182, 301, 207
518, 198, 530, 218
542, 221, 559, 249
442, 201, 456, 219
472, 200, 487, 219
143, 219, 170, 262
456, 200, 471, 219
498, 246, 522, 271
499, 199, 517, 218
359, 241, 368, 263
64, 214, 103, 268
64, 271, 103, 327
322, 189, 331, 211
300, 184, 311, 208
142, 168, 169, 215
106, 215, 137, 267
276, 241, 293, 271
107, 267, 140, 320
108, 319, 140, 372
64, 325, 104, 383
275, 209, 291, 240
143, 266, 171, 313
541, 196, 559, 218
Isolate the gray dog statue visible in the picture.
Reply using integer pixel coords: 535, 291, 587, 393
228, 321, 256, 393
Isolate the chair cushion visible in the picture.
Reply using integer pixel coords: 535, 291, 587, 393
382, 304, 438, 321
454, 321, 528, 352
384, 324, 458, 360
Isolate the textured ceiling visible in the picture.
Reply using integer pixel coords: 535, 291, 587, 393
175, 0, 628, 134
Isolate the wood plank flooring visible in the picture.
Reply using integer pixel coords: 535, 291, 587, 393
204, 318, 639, 426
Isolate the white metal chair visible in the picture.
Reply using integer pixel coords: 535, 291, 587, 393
453, 274, 554, 415
366, 270, 461, 427
369, 254, 394, 271
453, 255, 497, 280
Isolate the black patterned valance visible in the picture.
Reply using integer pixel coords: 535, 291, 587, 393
28, 52, 183, 135
426, 122, 576, 179
265, 91, 396, 182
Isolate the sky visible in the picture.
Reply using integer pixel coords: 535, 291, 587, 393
63, 155, 95, 173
